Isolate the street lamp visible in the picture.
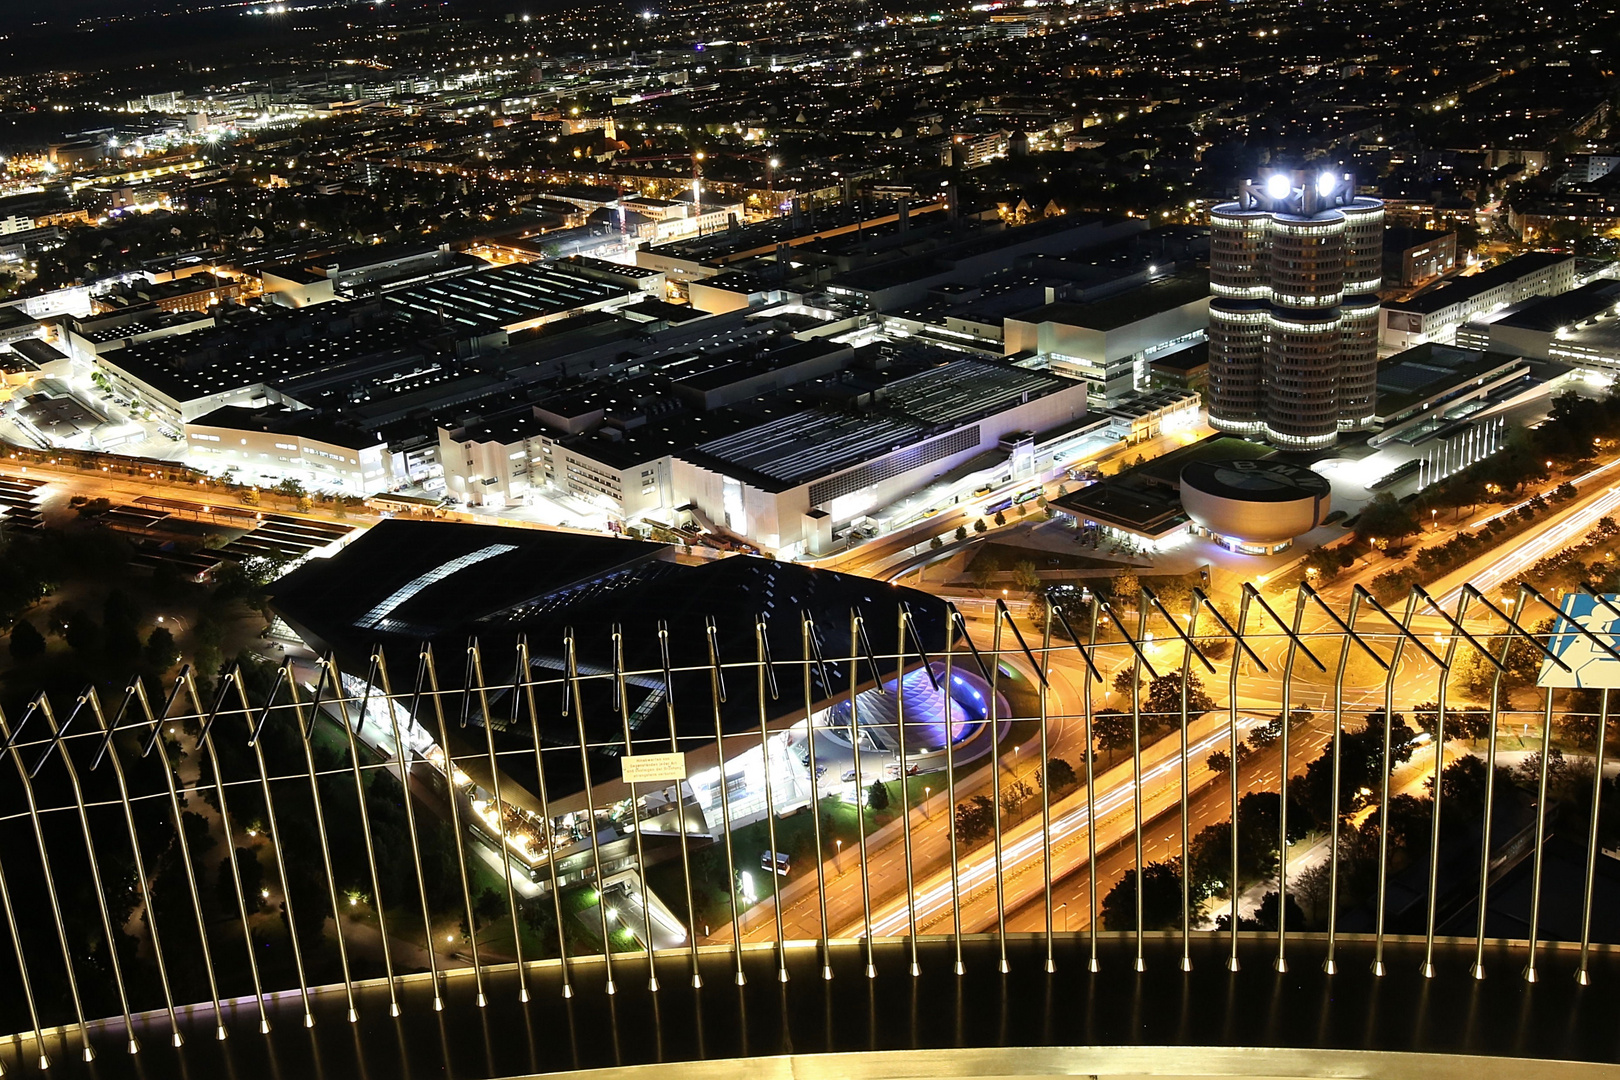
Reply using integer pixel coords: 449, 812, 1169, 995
924, 785, 931, 818
1057, 901, 1069, 932
835, 838, 843, 872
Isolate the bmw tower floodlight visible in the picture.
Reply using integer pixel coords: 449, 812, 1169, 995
1264, 172, 1292, 200
1317, 171, 1339, 197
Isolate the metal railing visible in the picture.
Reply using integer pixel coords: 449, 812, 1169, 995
0, 579, 1615, 1070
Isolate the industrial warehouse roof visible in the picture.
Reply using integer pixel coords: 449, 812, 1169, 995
688, 409, 930, 487
189, 404, 384, 450
879, 355, 1068, 425
1384, 252, 1572, 315
99, 320, 425, 405
381, 262, 632, 333
1487, 279, 1620, 333
1373, 343, 1524, 417
683, 355, 1074, 492
1011, 267, 1211, 331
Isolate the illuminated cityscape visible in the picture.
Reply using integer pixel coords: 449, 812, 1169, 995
1, 0, 1620, 1076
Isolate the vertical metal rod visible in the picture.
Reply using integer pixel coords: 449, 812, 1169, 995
1370, 591, 1419, 977
323, 656, 401, 1014
33, 697, 138, 1053
846, 611, 877, 978
610, 626, 660, 993
126, 676, 230, 1041
514, 636, 574, 998
1273, 590, 1307, 974
0, 835, 48, 1070
82, 688, 184, 1046
942, 608, 966, 976
564, 629, 616, 995
0, 703, 95, 1061
422, 642, 488, 1004
1130, 598, 1146, 973
1421, 595, 1470, 978
1038, 606, 1055, 974
1472, 585, 1529, 980
1083, 598, 1101, 973
1227, 591, 1254, 973
1323, 592, 1365, 976
1524, 685, 1557, 984
281, 663, 351, 1023
183, 671, 273, 1033
897, 606, 922, 977
373, 649, 449, 1009
1178, 596, 1204, 974
1577, 688, 1610, 985
702, 617, 746, 987
799, 614, 835, 982
468, 639, 531, 1002
239, 667, 314, 1027
656, 622, 703, 989
758, 616, 792, 983
988, 607, 1010, 974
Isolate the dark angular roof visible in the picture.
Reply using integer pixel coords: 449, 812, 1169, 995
270, 520, 948, 797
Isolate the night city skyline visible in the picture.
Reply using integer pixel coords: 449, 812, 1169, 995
0, 0, 1618, 1076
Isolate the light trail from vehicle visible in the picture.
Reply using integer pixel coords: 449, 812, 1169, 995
1442, 481, 1620, 607
863, 716, 1258, 938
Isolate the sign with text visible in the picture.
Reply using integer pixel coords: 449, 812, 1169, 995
1537, 592, 1620, 688
620, 752, 688, 784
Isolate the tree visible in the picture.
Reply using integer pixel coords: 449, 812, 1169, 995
1112, 668, 1142, 697
993, 510, 1007, 527
1011, 560, 1041, 596
1110, 567, 1141, 606
1248, 714, 1282, 749
970, 555, 1000, 591
221, 847, 265, 915
1292, 713, 1420, 829
1040, 758, 1078, 793
1100, 860, 1183, 930
1366, 792, 1432, 853
1355, 492, 1421, 545
7, 618, 45, 661
470, 887, 505, 932
1143, 671, 1218, 725
930, 535, 944, 550
1000, 778, 1034, 815
144, 626, 180, 672
1093, 709, 1133, 757
954, 794, 996, 844
1205, 743, 1254, 775
194, 643, 224, 681
1453, 644, 1501, 699
955, 525, 969, 542
193, 618, 226, 682
1430, 754, 1490, 824
1249, 889, 1308, 932
973, 519, 988, 534
102, 589, 142, 662
64, 610, 101, 655
1291, 862, 1332, 927
867, 779, 890, 812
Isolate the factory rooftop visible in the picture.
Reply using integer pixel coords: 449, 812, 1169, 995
382, 261, 633, 334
